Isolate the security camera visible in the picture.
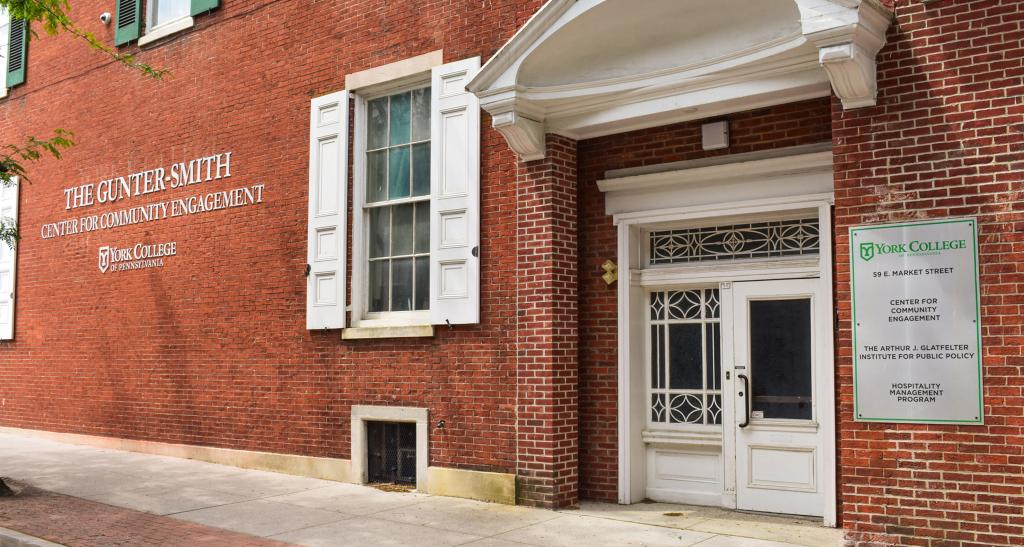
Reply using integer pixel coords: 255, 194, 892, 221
99, 12, 111, 25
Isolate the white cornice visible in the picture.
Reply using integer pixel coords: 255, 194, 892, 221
598, 149, 833, 194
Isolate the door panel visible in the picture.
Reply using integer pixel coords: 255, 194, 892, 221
733, 279, 825, 516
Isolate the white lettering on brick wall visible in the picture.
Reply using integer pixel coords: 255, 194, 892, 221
41, 152, 265, 239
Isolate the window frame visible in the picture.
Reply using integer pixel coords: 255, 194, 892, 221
645, 285, 724, 432
139, 0, 194, 46
352, 76, 433, 328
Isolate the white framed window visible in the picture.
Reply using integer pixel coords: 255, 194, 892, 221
149, 0, 190, 29
138, 0, 194, 45
359, 85, 432, 320
306, 56, 482, 333
647, 288, 722, 427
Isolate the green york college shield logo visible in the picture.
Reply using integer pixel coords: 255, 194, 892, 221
859, 242, 875, 261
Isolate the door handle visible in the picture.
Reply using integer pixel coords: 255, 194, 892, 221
737, 374, 750, 428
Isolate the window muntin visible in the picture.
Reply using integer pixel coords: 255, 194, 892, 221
365, 87, 431, 314
650, 218, 819, 265
150, 0, 189, 28
649, 289, 722, 426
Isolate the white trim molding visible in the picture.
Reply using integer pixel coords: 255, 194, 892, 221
599, 145, 834, 217
138, 16, 193, 47
468, 0, 891, 161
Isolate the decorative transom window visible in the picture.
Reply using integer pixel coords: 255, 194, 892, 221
649, 289, 722, 426
365, 87, 432, 313
650, 218, 819, 265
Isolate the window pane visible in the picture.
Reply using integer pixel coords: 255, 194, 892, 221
368, 98, 388, 150
707, 394, 722, 425
414, 256, 429, 311
389, 92, 411, 146
651, 394, 666, 423
706, 322, 721, 391
412, 142, 431, 197
391, 258, 413, 311
388, 146, 411, 199
392, 203, 414, 256
153, 0, 189, 26
414, 202, 430, 254
412, 88, 431, 142
750, 299, 813, 420
669, 394, 703, 424
668, 323, 703, 389
368, 207, 390, 258
650, 324, 664, 389
367, 150, 387, 203
368, 260, 388, 312
650, 292, 664, 320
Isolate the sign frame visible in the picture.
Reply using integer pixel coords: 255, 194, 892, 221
850, 217, 984, 425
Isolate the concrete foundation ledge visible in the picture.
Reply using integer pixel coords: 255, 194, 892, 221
0, 427, 351, 483
0, 526, 62, 547
426, 466, 516, 505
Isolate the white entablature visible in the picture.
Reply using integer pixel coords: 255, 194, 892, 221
466, 0, 891, 161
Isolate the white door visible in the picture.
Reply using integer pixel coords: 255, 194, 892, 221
732, 279, 826, 516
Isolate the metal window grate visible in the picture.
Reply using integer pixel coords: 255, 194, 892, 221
366, 421, 416, 485
650, 218, 819, 265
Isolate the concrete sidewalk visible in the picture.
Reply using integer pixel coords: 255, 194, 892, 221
0, 432, 842, 546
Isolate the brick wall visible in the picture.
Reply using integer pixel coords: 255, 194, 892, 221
515, 135, 579, 507
576, 97, 834, 501
0, 0, 543, 479
835, 1, 1024, 545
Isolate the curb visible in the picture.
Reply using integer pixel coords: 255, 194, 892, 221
0, 527, 62, 547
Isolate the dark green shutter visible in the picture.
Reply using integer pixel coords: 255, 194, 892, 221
191, 0, 219, 17
6, 19, 27, 88
114, 0, 141, 46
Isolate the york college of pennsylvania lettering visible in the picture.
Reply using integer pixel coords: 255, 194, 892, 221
38, 151, 265, 271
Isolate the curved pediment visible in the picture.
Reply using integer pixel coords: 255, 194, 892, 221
469, 0, 891, 161
518, 0, 804, 90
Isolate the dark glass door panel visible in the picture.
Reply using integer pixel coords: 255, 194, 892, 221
749, 299, 812, 420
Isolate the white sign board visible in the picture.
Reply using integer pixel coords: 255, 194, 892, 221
850, 218, 983, 424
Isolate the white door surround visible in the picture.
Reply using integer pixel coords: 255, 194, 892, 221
601, 149, 836, 526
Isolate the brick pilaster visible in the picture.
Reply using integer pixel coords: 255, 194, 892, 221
515, 134, 579, 508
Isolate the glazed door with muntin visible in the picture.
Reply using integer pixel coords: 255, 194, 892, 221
731, 279, 825, 516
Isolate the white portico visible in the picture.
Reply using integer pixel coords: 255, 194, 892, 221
469, 0, 891, 526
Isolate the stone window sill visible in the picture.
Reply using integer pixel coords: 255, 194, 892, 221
139, 16, 194, 47
342, 325, 434, 340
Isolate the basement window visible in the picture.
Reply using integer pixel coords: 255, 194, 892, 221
366, 421, 417, 485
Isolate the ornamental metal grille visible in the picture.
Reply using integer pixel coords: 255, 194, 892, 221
649, 289, 722, 426
649, 218, 819, 265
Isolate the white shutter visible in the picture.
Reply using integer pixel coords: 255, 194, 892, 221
0, 177, 19, 340
306, 90, 349, 330
429, 57, 481, 326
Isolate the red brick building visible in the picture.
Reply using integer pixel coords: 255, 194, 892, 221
1, 0, 1021, 544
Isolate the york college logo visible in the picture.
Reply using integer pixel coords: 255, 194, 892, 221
97, 242, 177, 273
98, 246, 112, 273
859, 242, 875, 262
